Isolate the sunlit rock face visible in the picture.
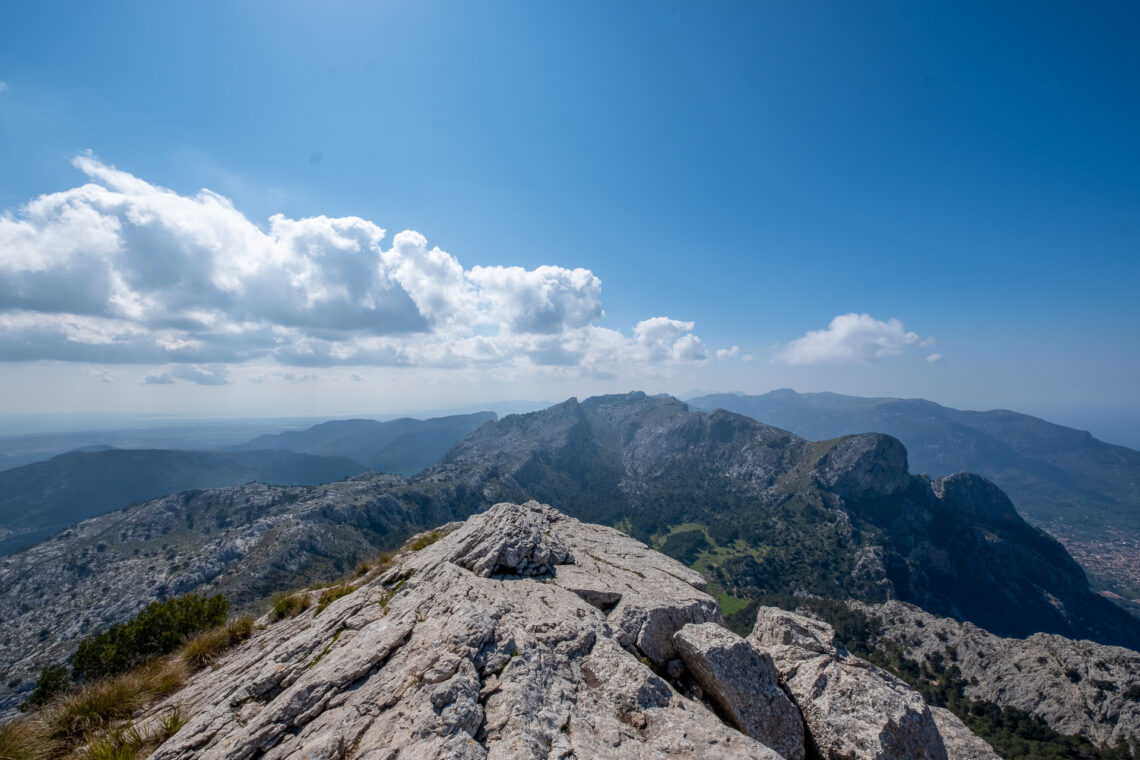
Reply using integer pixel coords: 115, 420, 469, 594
137, 502, 999, 760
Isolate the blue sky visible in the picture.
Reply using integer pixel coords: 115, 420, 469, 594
1, 1, 1138, 444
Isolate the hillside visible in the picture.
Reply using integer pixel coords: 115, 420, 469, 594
689, 390, 1140, 612
0, 448, 365, 555
229, 411, 496, 475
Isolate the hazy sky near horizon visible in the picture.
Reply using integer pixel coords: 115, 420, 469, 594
1, 2, 1138, 442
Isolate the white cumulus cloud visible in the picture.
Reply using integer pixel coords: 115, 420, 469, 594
774, 313, 922, 366
0, 155, 707, 376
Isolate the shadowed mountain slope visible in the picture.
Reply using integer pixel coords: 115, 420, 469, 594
228, 411, 496, 475
688, 390, 1140, 612
0, 448, 365, 555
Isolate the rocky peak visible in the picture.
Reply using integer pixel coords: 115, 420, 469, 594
813, 432, 911, 502
931, 472, 1022, 525
137, 503, 998, 760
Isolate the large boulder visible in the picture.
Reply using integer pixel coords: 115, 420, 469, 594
751, 607, 949, 760
674, 622, 806, 760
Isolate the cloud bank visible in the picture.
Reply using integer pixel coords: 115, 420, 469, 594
774, 313, 921, 366
0, 155, 707, 376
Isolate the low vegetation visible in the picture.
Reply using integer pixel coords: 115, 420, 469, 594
19, 665, 69, 712
46, 658, 186, 742
270, 591, 312, 620
2, 592, 259, 760
182, 616, 254, 668
409, 531, 441, 551
314, 584, 355, 615
72, 594, 229, 681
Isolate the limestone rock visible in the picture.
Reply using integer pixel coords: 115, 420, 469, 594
930, 708, 1001, 760
142, 503, 785, 759
447, 500, 573, 576
674, 622, 806, 760
752, 607, 949, 760
862, 599, 1140, 748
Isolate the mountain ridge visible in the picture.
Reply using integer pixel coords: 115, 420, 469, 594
687, 389, 1140, 614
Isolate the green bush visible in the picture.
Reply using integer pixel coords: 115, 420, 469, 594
19, 665, 71, 711
71, 594, 229, 681
271, 591, 311, 620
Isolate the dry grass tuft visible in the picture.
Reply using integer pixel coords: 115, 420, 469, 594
0, 716, 57, 760
45, 658, 186, 743
314, 585, 355, 615
182, 616, 254, 668
270, 591, 311, 621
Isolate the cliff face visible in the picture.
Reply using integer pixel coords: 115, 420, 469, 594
137, 502, 994, 760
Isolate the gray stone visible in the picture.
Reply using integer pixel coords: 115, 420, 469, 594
752, 607, 949, 760
674, 622, 806, 760
930, 707, 1001, 760
861, 599, 1140, 749
141, 503, 785, 759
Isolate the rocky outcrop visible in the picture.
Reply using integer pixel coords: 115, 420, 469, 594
930, 708, 1001, 760
862, 599, 1140, 748
813, 433, 911, 501
750, 607, 957, 760
142, 502, 783, 759
128, 504, 1003, 760
674, 622, 806, 760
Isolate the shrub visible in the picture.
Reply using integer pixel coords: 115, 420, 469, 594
19, 665, 71, 711
84, 723, 145, 760
71, 594, 229, 681
315, 585, 354, 615
182, 616, 254, 668
270, 592, 311, 620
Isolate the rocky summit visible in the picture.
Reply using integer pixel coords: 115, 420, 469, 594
136, 502, 997, 759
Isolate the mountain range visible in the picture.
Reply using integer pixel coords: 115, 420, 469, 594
688, 390, 1140, 613
4, 391, 1137, 721
226, 411, 496, 474
0, 412, 496, 557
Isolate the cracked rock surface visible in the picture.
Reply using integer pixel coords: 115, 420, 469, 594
673, 622, 806, 760
860, 599, 1140, 748
144, 502, 778, 759
750, 607, 958, 760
